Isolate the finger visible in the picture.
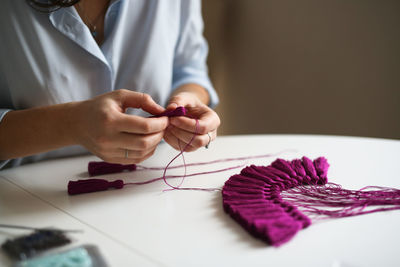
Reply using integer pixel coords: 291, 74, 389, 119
169, 114, 218, 135
166, 102, 179, 111
164, 128, 197, 152
95, 147, 151, 159
168, 116, 198, 133
116, 114, 168, 134
115, 131, 164, 151
163, 129, 181, 151
117, 148, 153, 160
167, 125, 215, 148
105, 148, 157, 164
118, 147, 157, 160
167, 94, 190, 108
117, 90, 165, 115
138, 147, 157, 162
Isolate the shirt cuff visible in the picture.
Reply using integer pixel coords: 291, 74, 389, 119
0, 109, 12, 169
0, 109, 11, 123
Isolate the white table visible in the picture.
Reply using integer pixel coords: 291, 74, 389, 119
1, 135, 400, 267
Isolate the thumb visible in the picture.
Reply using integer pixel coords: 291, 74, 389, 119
167, 94, 188, 110
166, 102, 179, 111
120, 90, 165, 115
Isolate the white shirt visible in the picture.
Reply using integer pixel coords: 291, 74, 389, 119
0, 0, 218, 169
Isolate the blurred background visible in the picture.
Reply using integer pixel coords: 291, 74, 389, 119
202, 0, 400, 139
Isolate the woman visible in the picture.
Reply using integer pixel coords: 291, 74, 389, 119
0, 0, 220, 169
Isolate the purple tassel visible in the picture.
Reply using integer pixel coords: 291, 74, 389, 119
151, 106, 187, 118
68, 179, 124, 195
222, 158, 323, 246
88, 161, 136, 176
222, 156, 400, 247
70, 143, 400, 247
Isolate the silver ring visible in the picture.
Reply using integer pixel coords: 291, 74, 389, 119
125, 149, 129, 159
205, 132, 211, 149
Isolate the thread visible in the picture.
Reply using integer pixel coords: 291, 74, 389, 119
160, 121, 197, 190
87, 150, 290, 176
79, 107, 289, 193
70, 106, 271, 195
67, 107, 400, 248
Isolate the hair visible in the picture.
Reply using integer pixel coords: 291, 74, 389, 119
26, 0, 81, 13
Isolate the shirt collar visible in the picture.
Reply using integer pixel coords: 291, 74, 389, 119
48, 1, 123, 66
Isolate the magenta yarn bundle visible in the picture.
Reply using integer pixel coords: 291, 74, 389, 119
222, 156, 400, 246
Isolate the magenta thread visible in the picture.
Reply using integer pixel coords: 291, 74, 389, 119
160, 120, 197, 190
85, 107, 287, 191
159, 119, 222, 192
87, 150, 292, 176
68, 107, 400, 248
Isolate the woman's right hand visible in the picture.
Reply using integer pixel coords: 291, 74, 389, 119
73, 89, 168, 164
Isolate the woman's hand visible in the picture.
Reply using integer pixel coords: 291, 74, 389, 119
74, 89, 168, 164
164, 85, 220, 152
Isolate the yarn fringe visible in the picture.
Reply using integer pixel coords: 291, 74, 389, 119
222, 156, 400, 246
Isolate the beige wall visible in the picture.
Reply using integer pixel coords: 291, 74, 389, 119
203, 0, 400, 139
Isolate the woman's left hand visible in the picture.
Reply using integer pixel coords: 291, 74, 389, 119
164, 89, 220, 152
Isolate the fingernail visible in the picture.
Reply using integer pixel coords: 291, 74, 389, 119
168, 103, 178, 109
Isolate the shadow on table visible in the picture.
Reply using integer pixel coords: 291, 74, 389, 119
0, 183, 66, 218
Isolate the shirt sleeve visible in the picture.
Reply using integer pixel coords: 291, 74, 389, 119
0, 109, 12, 169
172, 0, 219, 108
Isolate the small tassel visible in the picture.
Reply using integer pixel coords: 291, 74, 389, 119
68, 179, 124, 195
88, 161, 136, 176
151, 106, 187, 118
